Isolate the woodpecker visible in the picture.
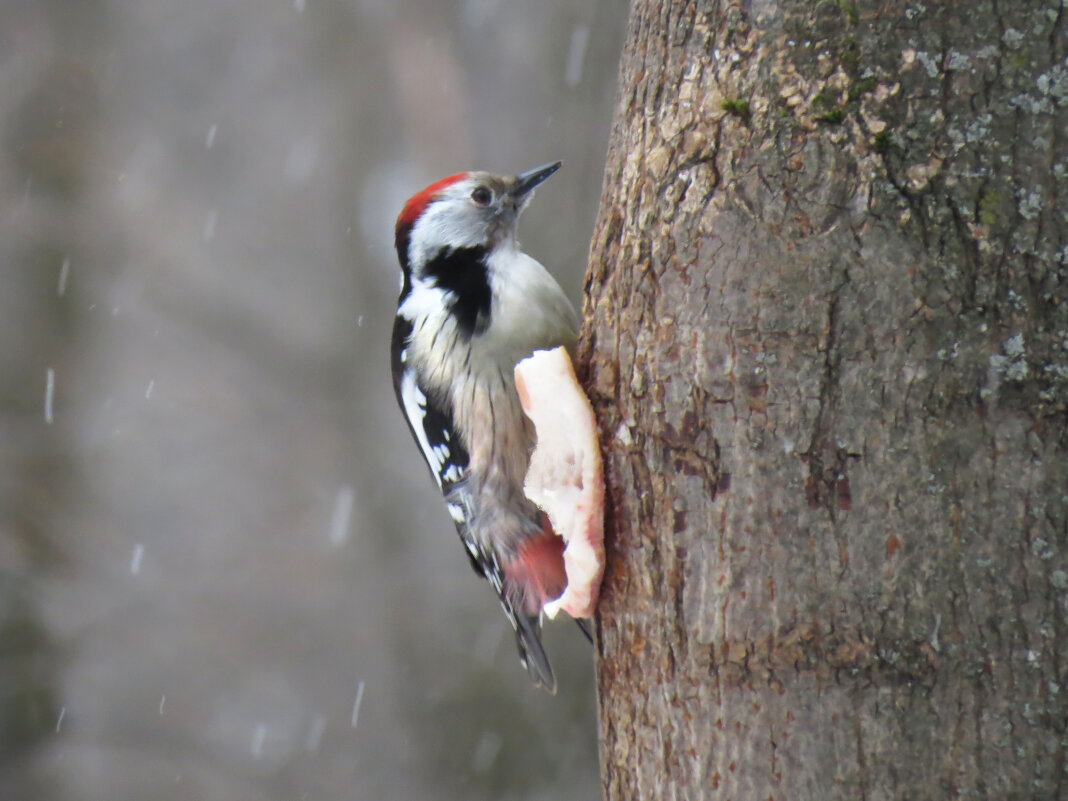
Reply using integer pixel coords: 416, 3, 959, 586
390, 162, 579, 692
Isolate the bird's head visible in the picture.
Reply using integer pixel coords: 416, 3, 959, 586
394, 161, 561, 275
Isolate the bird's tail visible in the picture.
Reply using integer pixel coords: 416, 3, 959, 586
514, 613, 556, 693
499, 516, 567, 693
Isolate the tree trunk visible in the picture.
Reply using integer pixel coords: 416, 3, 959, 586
580, 1, 1068, 799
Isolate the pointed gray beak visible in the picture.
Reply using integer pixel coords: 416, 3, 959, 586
513, 161, 562, 197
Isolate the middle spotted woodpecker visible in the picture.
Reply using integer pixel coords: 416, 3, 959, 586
390, 162, 580, 692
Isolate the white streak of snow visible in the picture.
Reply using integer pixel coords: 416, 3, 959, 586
251, 724, 267, 757
471, 731, 502, 774
350, 680, 365, 728
305, 713, 326, 752
329, 485, 355, 546
44, 368, 55, 424
565, 25, 590, 87
130, 543, 145, 575
203, 209, 218, 242
58, 257, 70, 296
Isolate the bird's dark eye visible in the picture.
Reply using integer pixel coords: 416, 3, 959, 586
471, 186, 493, 206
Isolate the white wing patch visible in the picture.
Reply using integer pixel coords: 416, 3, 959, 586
447, 503, 467, 524
399, 370, 443, 488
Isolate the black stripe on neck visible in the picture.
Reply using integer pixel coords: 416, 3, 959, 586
423, 245, 491, 339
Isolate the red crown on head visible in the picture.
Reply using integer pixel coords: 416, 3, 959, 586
395, 172, 469, 233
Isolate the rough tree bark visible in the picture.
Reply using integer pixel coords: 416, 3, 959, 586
580, 1, 1068, 799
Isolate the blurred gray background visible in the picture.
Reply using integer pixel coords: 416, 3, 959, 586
0, 1, 626, 798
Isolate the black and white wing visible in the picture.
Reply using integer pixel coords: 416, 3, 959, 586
391, 313, 490, 582
391, 314, 470, 519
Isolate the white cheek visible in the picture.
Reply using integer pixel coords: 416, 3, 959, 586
409, 201, 487, 267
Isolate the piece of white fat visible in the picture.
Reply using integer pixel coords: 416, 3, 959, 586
514, 347, 605, 620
